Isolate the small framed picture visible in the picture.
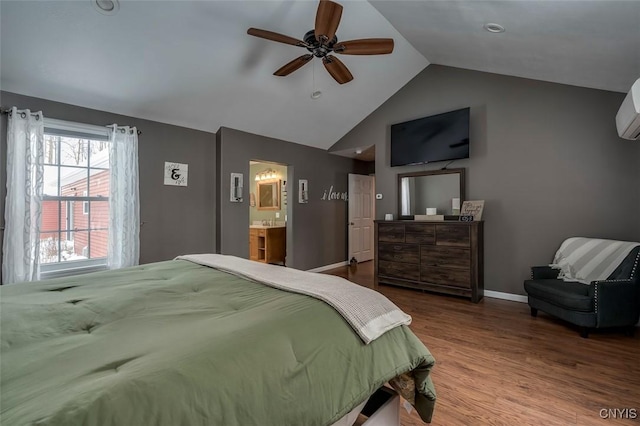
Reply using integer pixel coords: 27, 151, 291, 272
459, 200, 485, 221
164, 162, 188, 186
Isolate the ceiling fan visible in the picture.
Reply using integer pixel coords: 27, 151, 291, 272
247, 0, 394, 85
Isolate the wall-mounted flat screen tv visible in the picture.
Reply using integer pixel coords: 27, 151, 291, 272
390, 107, 470, 167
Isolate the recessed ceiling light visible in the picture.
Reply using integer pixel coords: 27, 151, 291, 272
93, 0, 119, 16
484, 23, 505, 33
311, 90, 322, 100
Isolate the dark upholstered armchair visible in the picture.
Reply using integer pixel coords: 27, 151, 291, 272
524, 246, 640, 338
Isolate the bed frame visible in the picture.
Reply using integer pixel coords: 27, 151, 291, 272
333, 387, 401, 426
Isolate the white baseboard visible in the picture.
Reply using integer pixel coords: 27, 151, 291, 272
307, 261, 349, 273
484, 292, 640, 327
484, 290, 528, 303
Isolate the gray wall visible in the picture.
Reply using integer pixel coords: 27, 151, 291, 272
217, 127, 367, 271
0, 91, 217, 276
330, 65, 640, 295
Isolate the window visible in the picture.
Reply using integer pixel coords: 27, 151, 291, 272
3, 113, 138, 284
40, 119, 110, 277
82, 191, 89, 215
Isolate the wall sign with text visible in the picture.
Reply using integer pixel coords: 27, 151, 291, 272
321, 185, 348, 201
459, 200, 485, 221
164, 162, 188, 187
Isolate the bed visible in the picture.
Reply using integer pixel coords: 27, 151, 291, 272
0, 254, 436, 425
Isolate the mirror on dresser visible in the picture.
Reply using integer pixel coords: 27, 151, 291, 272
397, 168, 465, 218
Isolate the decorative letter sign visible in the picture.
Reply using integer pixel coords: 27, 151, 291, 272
164, 162, 188, 186
320, 185, 348, 201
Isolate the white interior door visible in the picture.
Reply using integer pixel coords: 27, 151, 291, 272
348, 174, 375, 263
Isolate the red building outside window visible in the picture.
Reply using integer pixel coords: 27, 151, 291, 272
41, 134, 109, 265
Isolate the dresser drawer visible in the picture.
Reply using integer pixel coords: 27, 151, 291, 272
405, 233, 435, 244
378, 243, 420, 264
435, 224, 470, 246
378, 223, 405, 243
421, 246, 470, 269
404, 223, 435, 244
379, 260, 420, 281
420, 266, 470, 288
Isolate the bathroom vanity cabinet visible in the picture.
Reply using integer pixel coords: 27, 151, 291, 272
249, 226, 286, 265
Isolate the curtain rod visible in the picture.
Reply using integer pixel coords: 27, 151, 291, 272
0, 107, 142, 135
0, 107, 39, 116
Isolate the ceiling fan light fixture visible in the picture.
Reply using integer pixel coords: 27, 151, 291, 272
311, 90, 322, 99
246, 0, 394, 85
484, 23, 505, 33
92, 0, 119, 15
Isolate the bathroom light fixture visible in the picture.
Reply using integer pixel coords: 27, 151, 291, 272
92, 0, 120, 15
484, 23, 505, 33
255, 169, 278, 181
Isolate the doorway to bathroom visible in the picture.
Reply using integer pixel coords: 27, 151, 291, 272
248, 160, 289, 266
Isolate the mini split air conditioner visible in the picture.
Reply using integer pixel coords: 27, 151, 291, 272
616, 78, 640, 140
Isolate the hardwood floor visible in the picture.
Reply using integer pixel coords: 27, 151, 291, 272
326, 261, 640, 425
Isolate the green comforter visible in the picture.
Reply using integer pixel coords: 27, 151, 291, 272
1, 260, 436, 425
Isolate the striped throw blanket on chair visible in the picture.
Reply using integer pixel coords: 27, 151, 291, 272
550, 237, 640, 284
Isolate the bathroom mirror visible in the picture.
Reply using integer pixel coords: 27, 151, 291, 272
397, 168, 465, 218
257, 180, 280, 210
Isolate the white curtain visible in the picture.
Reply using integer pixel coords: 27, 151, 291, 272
107, 125, 140, 269
2, 107, 45, 284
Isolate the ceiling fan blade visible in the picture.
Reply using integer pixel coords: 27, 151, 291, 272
274, 54, 314, 76
247, 28, 307, 47
323, 55, 353, 84
315, 0, 343, 43
335, 38, 394, 55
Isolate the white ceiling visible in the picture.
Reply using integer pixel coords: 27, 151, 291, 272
0, 0, 428, 150
372, 0, 640, 94
2, 1, 639, 151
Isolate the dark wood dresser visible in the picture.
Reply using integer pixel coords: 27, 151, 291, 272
375, 220, 484, 302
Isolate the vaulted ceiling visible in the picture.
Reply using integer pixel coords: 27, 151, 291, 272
371, 0, 640, 94
1, 1, 638, 151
